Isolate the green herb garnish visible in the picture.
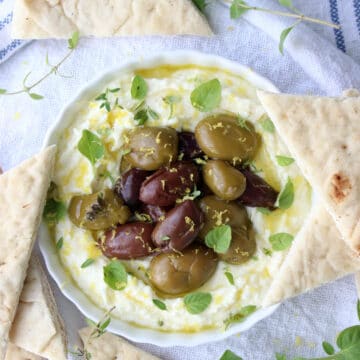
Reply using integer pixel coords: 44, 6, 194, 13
184, 292, 212, 314
259, 114, 275, 133
190, 79, 222, 112
163, 95, 181, 119
277, 177, 294, 209
77, 129, 105, 165
219, 349, 243, 360
134, 109, 148, 125
131, 75, 148, 100
81, 258, 95, 268
56, 237, 64, 250
237, 114, 251, 131
43, 198, 67, 225
276, 155, 295, 166
103, 260, 127, 291
192, 0, 207, 13
224, 305, 257, 330
269, 232, 294, 251
205, 225, 232, 254
95, 88, 121, 112
257, 207, 272, 215
322, 341, 335, 355
152, 299, 167, 311
263, 247, 273, 256
225, 271, 235, 285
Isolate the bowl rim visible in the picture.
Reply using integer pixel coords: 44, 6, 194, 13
40, 50, 280, 347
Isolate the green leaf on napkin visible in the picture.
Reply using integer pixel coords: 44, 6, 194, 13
192, 0, 207, 13
230, 0, 249, 19
279, 25, 295, 55
220, 350, 243, 360
29, 92, 44, 100
278, 0, 293, 8
0, 89, 6, 94
68, 31, 79, 49
322, 342, 335, 355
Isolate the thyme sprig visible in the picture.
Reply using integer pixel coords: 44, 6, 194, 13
0, 32, 79, 99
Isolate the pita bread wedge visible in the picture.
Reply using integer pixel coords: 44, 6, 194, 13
0, 146, 56, 360
5, 343, 42, 360
12, 0, 212, 39
9, 256, 67, 360
263, 204, 360, 306
257, 90, 360, 254
79, 327, 160, 360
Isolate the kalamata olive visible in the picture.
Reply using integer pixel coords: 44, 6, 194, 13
198, 195, 249, 240
218, 227, 256, 264
152, 200, 204, 251
139, 161, 199, 206
101, 222, 155, 260
178, 131, 204, 160
68, 189, 131, 230
139, 204, 169, 223
195, 114, 259, 164
114, 168, 151, 207
123, 127, 178, 171
237, 167, 279, 209
203, 160, 246, 201
149, 244, 218, 296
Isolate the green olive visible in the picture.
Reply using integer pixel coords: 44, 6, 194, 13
203, 160, 246, 200
123, 127, 178, 171
198, 195, 249, 241
218, 227, 256, 264
68, 189, 131, 230
149, 244, 218, 297
195, 114, 259, 164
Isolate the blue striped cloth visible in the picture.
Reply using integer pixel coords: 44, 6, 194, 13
0, 0, 27, 63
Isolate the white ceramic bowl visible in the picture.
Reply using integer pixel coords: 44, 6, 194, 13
40, 50, 279, 347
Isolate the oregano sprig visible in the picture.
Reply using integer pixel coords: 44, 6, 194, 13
230, 0, 340, 55
0, 31, 80, 99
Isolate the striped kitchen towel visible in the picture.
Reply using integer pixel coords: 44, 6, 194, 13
0, 0, 27, 64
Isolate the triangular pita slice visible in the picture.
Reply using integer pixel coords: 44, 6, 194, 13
5, 343, 42, 360
0, 146, 56, 360
9, 256, 67, 360
263, 204, 360, 306
258, 90, 360, 253
12, 0, 212, 39
79, 327, 160, 360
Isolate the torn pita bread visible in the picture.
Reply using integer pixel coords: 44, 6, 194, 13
257, 90, 360, 254
79, 327, 160, 360
12, 0, 212, 39
0, 146, 56, 360
262, 204, 360, 306
9, 256, 67, 360
5, 343, 42, 360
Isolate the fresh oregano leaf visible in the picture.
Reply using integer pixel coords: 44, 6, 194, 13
337, 325, 360, 350
192, 0, 207, 13
269, 232, 294, 251
220, 349, 243, 360
259, 114, 275, 133
81, 258, 95, 268
77, 129, 105, 165
224, 305, 257, 329
278, 0, 293, 8
103, 260, 127, 291
257, 207, 272, 215
230, 0, 249, 19
276, 155, 295, 166
322, 341, 335, 355
56, 237, 64, 250
131, 75, 148, 100
43, 198, 67, 225
357, 300, 360, 321
225, 271, 235, 285
29, 93, 44, 100
134, 109, 148, 125
68, 31, 79, 49
275, 354, 287, 360
277, 177, 294, 209
152, 299, 167, 311
190, 79, 222, 112
0, 89, 7, 94
279, 25, 295, 55
184, 292, 212, 314
147, 107, 159, 120
163, 95, 181, 119
205, 225, 232, 254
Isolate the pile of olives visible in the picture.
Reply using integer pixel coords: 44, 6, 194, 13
69, 114, 278, 297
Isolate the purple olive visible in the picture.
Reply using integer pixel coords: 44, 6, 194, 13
114, 168, 151, 207
237, 167, 279, 209
101, 222, 155, 260
152, 200, 204, 252
139, 203, 170, 223
139, 161, 199, 206
178, 131, 204, 160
